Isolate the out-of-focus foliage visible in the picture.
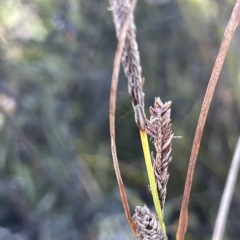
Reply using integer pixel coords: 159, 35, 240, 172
0, 0, 239, 239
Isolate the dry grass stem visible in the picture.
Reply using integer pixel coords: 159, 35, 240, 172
109, 0, 139, 236
133, 205, 166, 240
109, 0, 146, 130
146, 97, 173, 210
212, 137, 240, 240
176, 1, 240, 239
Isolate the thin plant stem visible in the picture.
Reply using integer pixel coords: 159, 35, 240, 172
140, 130, 166, 234
109, 0, 139, 236
212, 137, 240, 240
176, 1, 240, 239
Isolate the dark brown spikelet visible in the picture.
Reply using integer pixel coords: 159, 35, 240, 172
133, 205, 167, 240
146, 97, 173, 210
109, 0, 146, 130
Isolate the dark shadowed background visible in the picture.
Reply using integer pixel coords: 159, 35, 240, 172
0, 0, 240, 239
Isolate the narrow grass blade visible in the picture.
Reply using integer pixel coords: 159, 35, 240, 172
140, 129, 166, 234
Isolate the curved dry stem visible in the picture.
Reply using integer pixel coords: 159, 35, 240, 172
109, 0, 139, 236
176, 1, 240, 239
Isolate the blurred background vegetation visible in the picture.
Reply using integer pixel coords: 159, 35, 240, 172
0, 0, 240, 239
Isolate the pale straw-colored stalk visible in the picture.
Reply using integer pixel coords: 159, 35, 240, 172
212, 137, 240, 240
